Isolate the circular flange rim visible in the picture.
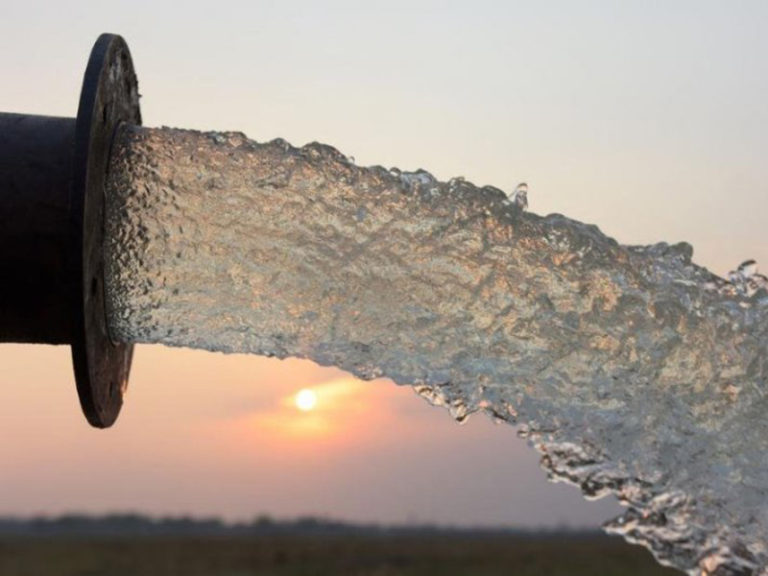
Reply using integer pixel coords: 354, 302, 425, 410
71, 33, 142, 428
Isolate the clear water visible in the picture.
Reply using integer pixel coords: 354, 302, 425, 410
105, 125, 768, 576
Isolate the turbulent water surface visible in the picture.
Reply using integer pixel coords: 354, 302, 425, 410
105, 125, 768, 576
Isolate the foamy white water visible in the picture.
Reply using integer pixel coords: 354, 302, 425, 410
105, 125, 768, 575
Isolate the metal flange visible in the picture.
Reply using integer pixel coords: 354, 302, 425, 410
0, 34, 141, 427
71, 34, 142, 427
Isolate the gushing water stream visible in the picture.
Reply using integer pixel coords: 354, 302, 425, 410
105, 125, 768, 576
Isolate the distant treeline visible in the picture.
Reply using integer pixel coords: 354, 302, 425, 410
0, 514, 602, 538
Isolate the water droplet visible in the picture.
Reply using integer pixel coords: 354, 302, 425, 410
270, 138, 291, 152
399, 170, 435, 189
738, 259, 758, 278
512, 182, 528, 211
728, 259, 768, 297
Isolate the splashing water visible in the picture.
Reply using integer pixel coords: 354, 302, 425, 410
728, 260, 768, 298
105, 125, 768, 576
511, 182, 528, 211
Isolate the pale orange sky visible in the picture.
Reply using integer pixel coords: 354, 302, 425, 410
1, 1, 766, 527
0, 345, 620, 526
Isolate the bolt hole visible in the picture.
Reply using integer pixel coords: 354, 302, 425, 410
91, 277, 99, 297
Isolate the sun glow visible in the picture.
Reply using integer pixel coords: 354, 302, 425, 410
295, 388, 318, 412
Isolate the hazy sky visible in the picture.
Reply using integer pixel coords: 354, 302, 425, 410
1, 1, 766, 527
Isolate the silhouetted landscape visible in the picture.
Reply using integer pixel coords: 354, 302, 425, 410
0, 515, 679, 575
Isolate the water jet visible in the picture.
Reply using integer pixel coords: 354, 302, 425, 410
2, 34, 768, 575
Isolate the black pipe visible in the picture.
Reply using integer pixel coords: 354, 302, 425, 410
0, 34, 141, 428
0, 114, 76, 344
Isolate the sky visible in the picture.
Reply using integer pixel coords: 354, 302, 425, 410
0, 1, 766, 528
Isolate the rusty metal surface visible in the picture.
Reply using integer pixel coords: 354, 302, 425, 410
71, 33, 141, 427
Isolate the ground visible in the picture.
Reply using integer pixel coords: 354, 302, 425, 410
0, 533, 680, 576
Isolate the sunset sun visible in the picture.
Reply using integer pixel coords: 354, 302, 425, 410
295, 388, 317, 412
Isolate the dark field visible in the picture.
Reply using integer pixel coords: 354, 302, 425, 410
0, 534, 680, 576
